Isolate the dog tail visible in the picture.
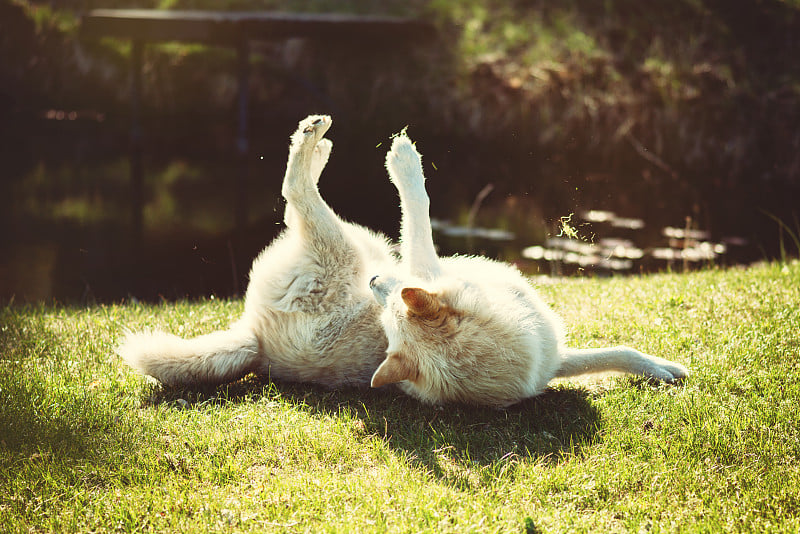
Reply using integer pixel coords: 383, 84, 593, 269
117, 326, 260, 387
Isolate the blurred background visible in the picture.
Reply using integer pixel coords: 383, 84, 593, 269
1, 0, 798, 303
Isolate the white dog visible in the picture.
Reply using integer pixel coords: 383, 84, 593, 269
119, 115, 688, 406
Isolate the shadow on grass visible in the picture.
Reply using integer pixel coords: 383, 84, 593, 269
0, 382, 77, 457
144, 374, 602, 483
0, 373, 153, 479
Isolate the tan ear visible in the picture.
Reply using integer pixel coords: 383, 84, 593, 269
401, 287, 440, 318
370, 352, 419, 388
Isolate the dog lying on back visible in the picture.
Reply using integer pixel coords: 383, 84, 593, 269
119, 115, 688, 407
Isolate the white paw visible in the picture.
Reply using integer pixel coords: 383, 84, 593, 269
644, 356, 690, 383
310, 139, 333, 184
386, 133, 424, 187
291, 114, 331, 151
314, 138, 332, 161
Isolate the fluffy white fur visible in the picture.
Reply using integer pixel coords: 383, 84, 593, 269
368, 134, 689, 407
119, 115, 394, 388
118, 115, 688, 406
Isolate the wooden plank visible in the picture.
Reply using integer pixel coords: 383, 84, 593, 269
81, 9, 434, 44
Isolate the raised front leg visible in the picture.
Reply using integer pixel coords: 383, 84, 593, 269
385, 133, 442, 280
281, 115, 343, 244
275, 115, 371, 306
283, 132, 332, 229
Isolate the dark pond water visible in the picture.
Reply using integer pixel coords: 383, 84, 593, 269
0, 114, 792, 303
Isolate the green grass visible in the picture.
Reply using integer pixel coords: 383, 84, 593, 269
2, 262, 799, 532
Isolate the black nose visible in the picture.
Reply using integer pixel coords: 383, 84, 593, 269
369, 275, 379, 288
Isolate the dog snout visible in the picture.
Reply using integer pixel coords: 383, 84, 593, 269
370, 274, 396, 307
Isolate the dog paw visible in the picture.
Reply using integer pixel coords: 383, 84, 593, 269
292, 115, 331, 151
386, 133, 425, 190
310, 139, 332, 184
645, 357, 690, 384
314, 138, 332, 160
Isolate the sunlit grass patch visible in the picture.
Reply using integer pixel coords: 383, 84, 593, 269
2, 262, 799, 532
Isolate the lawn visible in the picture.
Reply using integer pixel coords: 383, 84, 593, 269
1, 262, 799, 532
